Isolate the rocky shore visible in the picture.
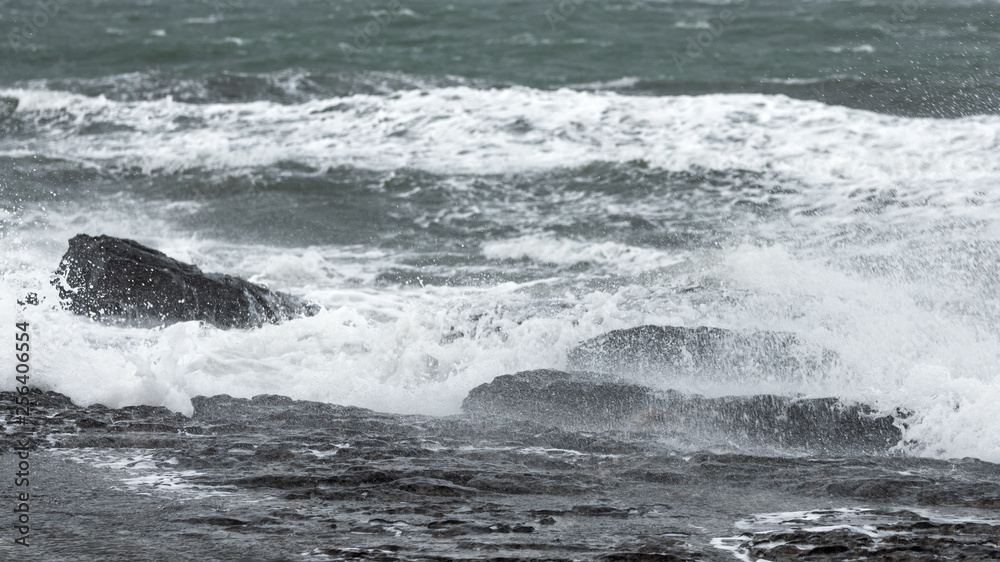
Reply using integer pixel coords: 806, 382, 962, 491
2, 384, 998, 561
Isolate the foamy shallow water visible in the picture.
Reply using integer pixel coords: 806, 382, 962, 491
51, 448, 234, 499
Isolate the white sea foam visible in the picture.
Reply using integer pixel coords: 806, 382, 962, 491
51, 448, 232, 499
2, 86, 997, 198
4, 221, 1000, 461
482, 234, 686, 275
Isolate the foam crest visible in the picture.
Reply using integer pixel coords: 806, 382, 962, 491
3, 86, 998, 194
699, 244, 1000, 461
5, 233, 1000, 461
12, 283, 673, 418
482, 234, 686, 275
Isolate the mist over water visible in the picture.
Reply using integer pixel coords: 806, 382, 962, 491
2, 0, 999, 464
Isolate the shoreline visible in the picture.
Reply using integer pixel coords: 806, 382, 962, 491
2, 389, 998, 560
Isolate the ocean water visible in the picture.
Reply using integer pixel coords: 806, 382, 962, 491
2, 0, 1000, 465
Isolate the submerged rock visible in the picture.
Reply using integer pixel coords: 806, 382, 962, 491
463, 369, 901, 453
53, 234, 319, 328
568, 325, 837, 380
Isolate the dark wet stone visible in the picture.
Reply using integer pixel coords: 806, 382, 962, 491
966, 496, 1000, 509
427, 519, 467, 529
312, 547, 403, 561
52, 234, 319, 328
600, 554, 691, 562
429, 523, 492, 536
120, 404, 182, 418
462, 369, 656, 428
252, 394, 297, 406
255, 445, 295, 461
651, 393, 902, 453
24, 390, 77, 409
571, 505, 632, 517
828, 478, 933, 499
740, 516, 1000, 561
121, 422, 184, 433
629, 471, 690, 485
335, 469, 404, 486
191, 393, 349, 422
466, 474, 534, 494
17, 292, 39, 306
391, 477, 478, 497
567, 324, 836, 380
916, 484, 1000, 509
463, 369, 901, 453
185, 517, 250, 526
230, 475, 320, 489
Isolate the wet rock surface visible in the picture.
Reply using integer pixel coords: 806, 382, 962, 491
3, 388, 1000, 561
568, 325, 837, 381
464, 369, 901, 454
723, 508, 1000, 560
52, 234, 319, 328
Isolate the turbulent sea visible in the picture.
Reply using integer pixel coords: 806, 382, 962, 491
1, 0, 1000, 560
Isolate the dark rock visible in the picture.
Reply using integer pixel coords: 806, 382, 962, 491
462, 369, 656, 429
335, 470, 403, 486
572, 505, 632, 517
646, 392, 902, 453
185, 517, 249, 527
52, 234, 320, 328
966, 496, 1000, 509
17, 292, 38, 306
121, 422, 183, 433
740, 517, 1000, 561
230, 475, 319, 489
463, 369, 901, 453
466, 474, 533, 494
76, 417, 108, 429
600, 554, 690, 562
390, 477, 478, 497
827, 478, 932, 499
427, 519, 467, 529
255, 445, 295, 461
568, 325, 837, 380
